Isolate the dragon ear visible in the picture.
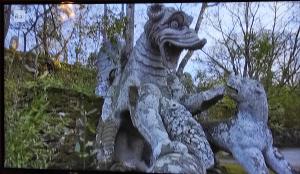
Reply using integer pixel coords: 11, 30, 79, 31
147, 4, 165, 21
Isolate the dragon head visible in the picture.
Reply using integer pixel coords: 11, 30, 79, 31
145, 4, 207, 70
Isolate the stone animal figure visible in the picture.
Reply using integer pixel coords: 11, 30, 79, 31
202, 75, 294, 174
97, 4, 225, 172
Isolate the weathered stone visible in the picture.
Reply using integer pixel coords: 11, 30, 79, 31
202, 75, 295, 174
152, 153, 205, 174
160, 97, 214, 169
95, 4, 226, 173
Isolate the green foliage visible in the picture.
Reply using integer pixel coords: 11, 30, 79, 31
196, 72, 226, 92
73, 107, 98, 169
222, 163, 247, 174
252, 33, 272, 61
102, 10, 127, 45
194, 70, 300, 130
221, 163, 275, 174
268, 86, 300, 130
56, 63, 97, 96
180, 72, 196, 93
4, 50, 100, 169
202, 95, 236, 121
5, 92, 69, 168
24, 60, 97, 96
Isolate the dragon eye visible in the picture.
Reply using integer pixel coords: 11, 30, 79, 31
170, 20, 179, 28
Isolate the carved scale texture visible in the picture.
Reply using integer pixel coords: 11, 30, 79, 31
124, 34, 169, 87
95, 119, 119, 167
159, 97, 214, 169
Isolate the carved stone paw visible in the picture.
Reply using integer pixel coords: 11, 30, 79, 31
153, 140, 188, 160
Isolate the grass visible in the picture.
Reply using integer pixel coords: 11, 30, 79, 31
222, 163, 275, 174
4, 49, 100, 169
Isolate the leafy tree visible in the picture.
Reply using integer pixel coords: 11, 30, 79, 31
192, 2, 300, 130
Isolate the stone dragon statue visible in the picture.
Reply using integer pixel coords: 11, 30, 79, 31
94, 4, 293, 174
95, 4, 224, 173
202, 75, 295, 174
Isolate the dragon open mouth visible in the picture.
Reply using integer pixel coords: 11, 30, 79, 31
159, 33, 207, 70
163, 41, 183, 67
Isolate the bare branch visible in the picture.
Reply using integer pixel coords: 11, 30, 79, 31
201, 49, 231, 75
54, 26, 76, 60
207, 3, 219, 7
124, 4, 135, 60
177, 3, 209, 77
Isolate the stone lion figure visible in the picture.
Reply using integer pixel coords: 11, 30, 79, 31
203, 75, 295, 174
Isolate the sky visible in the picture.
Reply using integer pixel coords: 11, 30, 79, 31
5, 2, 298, 82
132, 2, 296, 80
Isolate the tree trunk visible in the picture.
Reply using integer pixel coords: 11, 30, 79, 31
176, 3, 208, 77
243, 2, 251, 78
42, 5, 49, 56
124, 4, 135, 59
102, 4, 108, 43
23, 32, 27, 52
4, 5, 12, 40
121, 4, 125, 18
